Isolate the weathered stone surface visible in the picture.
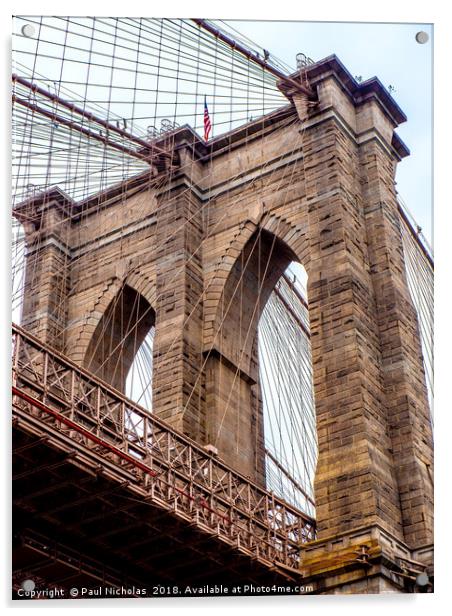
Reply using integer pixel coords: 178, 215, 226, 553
15, 54, 433, 591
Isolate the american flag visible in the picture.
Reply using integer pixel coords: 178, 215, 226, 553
203, 97, 211, 142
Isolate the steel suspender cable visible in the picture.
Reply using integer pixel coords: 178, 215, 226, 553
11, 16, 433, 525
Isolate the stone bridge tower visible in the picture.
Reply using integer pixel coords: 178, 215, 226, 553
15, 55, 433, 593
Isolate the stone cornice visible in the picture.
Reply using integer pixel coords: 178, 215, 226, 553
302, 54, 407, 127
149, 104, 297, 163
14, 186, 75, 222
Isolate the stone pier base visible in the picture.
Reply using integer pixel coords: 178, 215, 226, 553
300, 526, 434, 594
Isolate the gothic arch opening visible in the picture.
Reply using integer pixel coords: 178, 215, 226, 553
258, 262, 317, 518
205, 227, 318, 516
125, 327, 155, 411
84, 284, 155, 395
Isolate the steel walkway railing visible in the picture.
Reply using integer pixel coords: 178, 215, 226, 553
11, 324, 316, 571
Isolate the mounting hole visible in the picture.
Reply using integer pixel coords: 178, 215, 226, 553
21, 24, 36, 38
415, 31, 429, 44
416, 572, 429, 586
21, 579, 36, 592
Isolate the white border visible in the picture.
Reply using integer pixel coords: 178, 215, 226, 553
1, 1, 450, 613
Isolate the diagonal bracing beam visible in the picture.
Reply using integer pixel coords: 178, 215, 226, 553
12, 73, 172, 164
13, 95, 158, 165
192, 19, 316, 100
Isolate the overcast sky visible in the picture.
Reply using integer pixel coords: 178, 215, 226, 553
224, 20, 433, 244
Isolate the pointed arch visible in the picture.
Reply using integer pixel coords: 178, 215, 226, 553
68, 276, 124, 365
67, 264, 157, 366
125, 265, 157, 311
260, 211, 311, 271
203, 207, 311, 352
206, 224, 308, 376
83, 283, 155, 392
203, 219, 315, 484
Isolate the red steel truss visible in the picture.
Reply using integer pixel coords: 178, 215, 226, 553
12, 324, 316, 572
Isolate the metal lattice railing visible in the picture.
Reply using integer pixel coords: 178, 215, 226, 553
11, 324, 316, 570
